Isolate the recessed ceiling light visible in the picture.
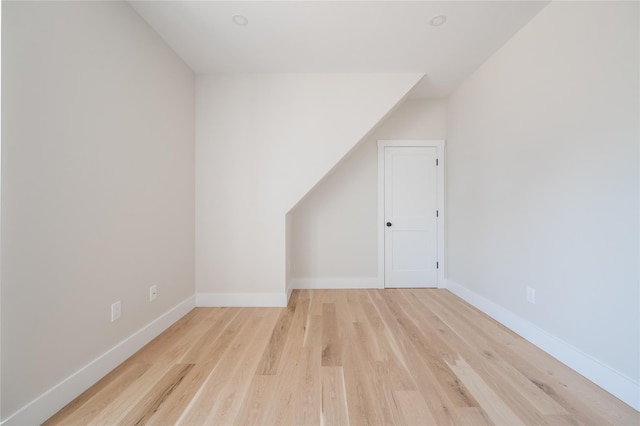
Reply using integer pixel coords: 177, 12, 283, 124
430, 15, 447, 27
232, 15, 248, 26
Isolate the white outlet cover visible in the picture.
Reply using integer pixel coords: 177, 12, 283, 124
111, 301, 121, 322
150, 285, 158, 301
526, 287, 536, 304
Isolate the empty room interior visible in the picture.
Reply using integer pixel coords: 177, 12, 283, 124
1, 0, 639, 424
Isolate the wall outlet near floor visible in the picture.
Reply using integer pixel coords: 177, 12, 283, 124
149, 285, 158, 302
526, 287, 536, 304
111, 301, 122, 322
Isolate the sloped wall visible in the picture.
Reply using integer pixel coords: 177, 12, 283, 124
195, 74, 421, 301
290, 99, 446, 287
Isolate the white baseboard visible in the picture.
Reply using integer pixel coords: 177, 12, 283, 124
290, 277, 383, 289
196, 292, 288, 307
1, 296, 196, 426
286, 284, 293, 304
444, 279, 640, 411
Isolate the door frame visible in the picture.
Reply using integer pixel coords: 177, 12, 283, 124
377, 140, 446, 288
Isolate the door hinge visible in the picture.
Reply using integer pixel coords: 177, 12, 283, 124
436, 158, 439, 166
437, 262, 439, 269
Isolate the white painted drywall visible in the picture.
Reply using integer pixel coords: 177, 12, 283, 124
1, 1, 195, 420
290, 100, 446, 282
447, 0, 639, 388
195, 74, 421, 299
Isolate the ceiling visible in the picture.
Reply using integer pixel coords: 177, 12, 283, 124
130, 1, 549, 98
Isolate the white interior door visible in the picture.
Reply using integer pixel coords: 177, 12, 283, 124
384, 146, 438, 288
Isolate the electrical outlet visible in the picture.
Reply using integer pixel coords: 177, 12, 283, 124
111, 301, 121, 322
526, 287, 536, 304
149, 285, 158, 302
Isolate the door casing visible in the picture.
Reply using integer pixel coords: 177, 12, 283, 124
377, 139, 446, 288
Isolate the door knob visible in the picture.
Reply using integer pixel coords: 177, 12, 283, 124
386, 222, 392, 227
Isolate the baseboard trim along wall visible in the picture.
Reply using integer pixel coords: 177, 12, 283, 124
444, 279, 640, 411
1, 296, 196, 426
196, 292, 288, 307
290, 277, 383, 289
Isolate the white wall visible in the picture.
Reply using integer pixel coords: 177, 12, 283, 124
290, 99, 446, 285
195, 73, 421, 302
447, 0, 639, 406
1, 1, 195, 421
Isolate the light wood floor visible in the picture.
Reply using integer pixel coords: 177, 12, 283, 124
45, 289, 639, 425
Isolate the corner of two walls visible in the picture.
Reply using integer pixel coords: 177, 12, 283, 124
195, 73, 423, 307
445, 1, 639, 409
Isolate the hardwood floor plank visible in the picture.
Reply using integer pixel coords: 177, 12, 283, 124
291, 347, 322, 425
279, 294, 311, 367
395, 390, 438, 425
341, 292, 410, 425
175, 310, 265, 425
129, 308, 215, 365
367, 289, 459, 425
321, 367, 350, 426
347, 319, 405, 425
407, 289, 567, 419
348, 292, 384, 362
87, 362, 174, 425
143, 309, 253, 425
342, 330, 385, 425
321, 303, 342, 367
545, 414, 583, 425
377, 290, 480, 408
399, 290, 553, 425
178, 307, 240, 364
371, 359, 410, 425
118, 363, 194, 425
255, 292, 298, 375
204, 308, 281, 425
232, 375, 278, 426
428, 290, 621, 425
43, 362, 152, 426
359, 295, 416, 392
451, 407, 493, 426
308, 288, 328, 316
445, 355, 526, 425
265, 347, 317, 425
44, 289, 640, 426
262, 296, 316, 425
345, 290, 369, 324
143, 364, 215, 426
303, 314, 322, 349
